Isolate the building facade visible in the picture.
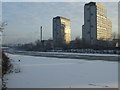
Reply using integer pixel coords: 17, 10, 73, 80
82, 2, 112, 45
53, 16, 71, 47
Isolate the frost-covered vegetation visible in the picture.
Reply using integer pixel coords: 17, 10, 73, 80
2, 52, 13, 89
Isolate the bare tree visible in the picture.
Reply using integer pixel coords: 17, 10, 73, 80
0, 22, 7, 32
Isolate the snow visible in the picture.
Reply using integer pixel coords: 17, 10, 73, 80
0, 65, 1, 89
35, 52, 119, 56
0, 78, 1, 89
14, 50, 119, 57
5, 54, 118, 88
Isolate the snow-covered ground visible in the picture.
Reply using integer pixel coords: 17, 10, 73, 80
15, 50, 119, 56
0, 65, 1, 89
9, 50, 119, 61
36, 52, 119, 56
5, 53, 118, 88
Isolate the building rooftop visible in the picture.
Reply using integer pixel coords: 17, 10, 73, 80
53, 16, 70, 21
85, 2, 106, 9
96, 3, 106, 9
85, 2, 96, 6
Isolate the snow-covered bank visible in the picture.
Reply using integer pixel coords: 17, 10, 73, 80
12, 50, 119, 56
0, 78, 1, 90
0, 65, 1, 90
5, 54, 118, 88
8, 51, 119, 61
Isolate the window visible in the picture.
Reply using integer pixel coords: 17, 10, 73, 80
87, 20, 90, 22
88, 31, 90, 34
87, 8, 90, 10
91, 37, 93, 39
90, 13, 93, 16
61, 24, 65, 30
90, 25, 93, 28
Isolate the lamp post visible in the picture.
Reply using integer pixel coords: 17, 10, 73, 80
40, 26, 42, 42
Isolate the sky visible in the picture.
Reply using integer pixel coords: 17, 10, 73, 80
0, 2, 1, 21
2, 2, 118, 44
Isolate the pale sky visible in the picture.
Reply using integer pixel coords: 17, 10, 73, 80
2, 2, 118, 44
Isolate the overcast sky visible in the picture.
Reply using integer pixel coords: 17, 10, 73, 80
2, 2, 118, 44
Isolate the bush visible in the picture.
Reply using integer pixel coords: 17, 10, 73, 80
2, 52, 12, 75
2, 52, 12, 90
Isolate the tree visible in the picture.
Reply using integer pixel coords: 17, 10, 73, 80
0, 22, 7, 32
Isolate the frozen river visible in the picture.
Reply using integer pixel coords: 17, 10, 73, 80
5, 53, 118, 88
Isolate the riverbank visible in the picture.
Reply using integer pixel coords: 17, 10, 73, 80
0, 65, 1, 90
2, 52, 13, 89
7, 51, 119, 61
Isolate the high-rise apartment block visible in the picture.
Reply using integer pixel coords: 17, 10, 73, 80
82, 2, 112, 45
53, 16, 71, 46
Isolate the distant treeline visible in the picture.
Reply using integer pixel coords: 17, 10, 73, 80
10, 38, 119, 53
